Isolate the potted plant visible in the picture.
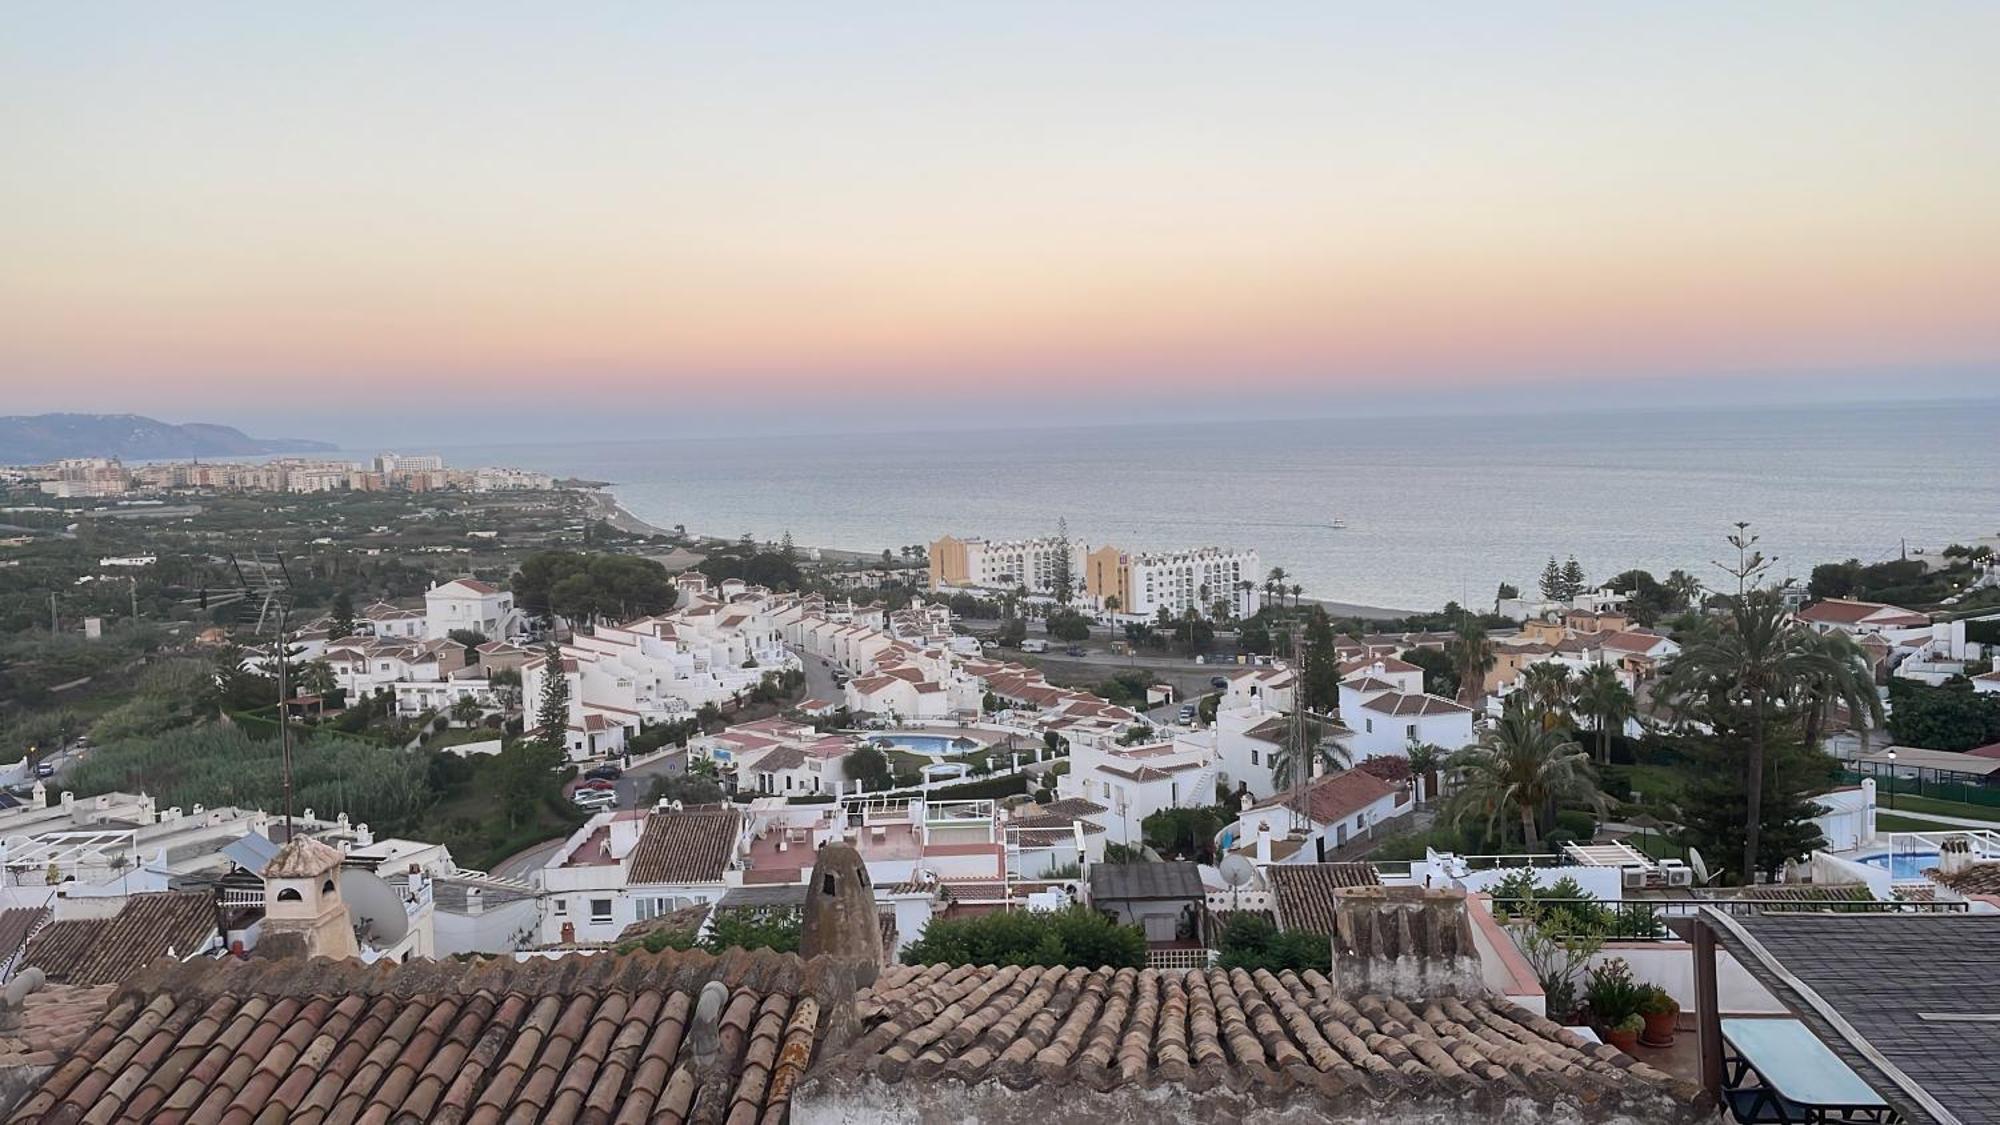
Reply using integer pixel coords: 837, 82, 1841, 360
1607, 1013, 1644, 1052
1638, 985, 1680, 1047
1583, 958, 1645, 1050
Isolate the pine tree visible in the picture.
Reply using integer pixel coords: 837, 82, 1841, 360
328, 591, 354, 641
536, 642, 571, 755
780, 530, 797, 561
1050, 517, 1074, 605
1300, 606, 1341, 714
1538, 557, 1565, 601
1560, 556, 1587, 601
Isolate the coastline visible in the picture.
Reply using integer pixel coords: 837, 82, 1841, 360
579, 487, 1431, 621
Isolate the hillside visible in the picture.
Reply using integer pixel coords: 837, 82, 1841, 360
0, 413, 335, 462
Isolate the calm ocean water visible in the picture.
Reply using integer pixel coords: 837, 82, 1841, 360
414, 399, 2000, 612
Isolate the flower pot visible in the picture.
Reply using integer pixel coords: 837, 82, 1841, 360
1641, 1010, 1678, 1047
1604, 1026, 1641, 1053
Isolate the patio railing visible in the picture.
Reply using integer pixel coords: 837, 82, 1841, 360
1497, 896, 1969, 922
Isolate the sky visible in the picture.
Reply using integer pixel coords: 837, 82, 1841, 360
3, 2, 1998, 443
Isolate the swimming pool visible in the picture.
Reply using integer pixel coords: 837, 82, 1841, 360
1859, 851, 1939, 880
870, 734, 981, 757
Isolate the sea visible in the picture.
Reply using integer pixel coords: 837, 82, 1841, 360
400, 398, 2000, 614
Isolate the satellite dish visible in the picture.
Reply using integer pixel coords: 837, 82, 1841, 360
339, 868, 410, 947
1219, 855, 1258, 889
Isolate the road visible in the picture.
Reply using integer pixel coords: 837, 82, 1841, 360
795, 648, 844, 704
613, 749, 688, 809
491, 838, 562, 882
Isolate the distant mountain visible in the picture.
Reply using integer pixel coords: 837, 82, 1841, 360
0, 413, 336, 463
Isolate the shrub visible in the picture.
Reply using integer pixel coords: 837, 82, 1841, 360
901, 905, 1145, 969
1216, 913, 1329, 973
1583, 958, 1647, 1024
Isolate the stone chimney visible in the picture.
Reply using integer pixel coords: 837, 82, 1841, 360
1328, 886, 1483, 1000
800, 842, 882, 979
258, 835, 359, 961
1940, 834, 1977, 877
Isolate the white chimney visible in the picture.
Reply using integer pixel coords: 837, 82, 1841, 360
1255, 821, 1273, 865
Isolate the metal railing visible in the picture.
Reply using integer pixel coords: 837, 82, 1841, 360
1495, 896, 1969, 922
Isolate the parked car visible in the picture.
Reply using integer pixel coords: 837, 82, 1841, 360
575, 777, 616, 792
584, 764, 623, 781
34, 763, 55, 779
1209, 676, 1229, 690
1064, 645, 1086, 657
1178, 703, 1198, 723
571, 788, 618, 810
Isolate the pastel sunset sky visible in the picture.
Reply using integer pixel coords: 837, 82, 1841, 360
3, 3, 1997, 441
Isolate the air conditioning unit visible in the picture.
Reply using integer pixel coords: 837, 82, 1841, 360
1664, 865, 1694, 888
1622, 867, 1649, 890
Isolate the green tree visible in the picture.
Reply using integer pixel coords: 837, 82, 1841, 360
844, 744, 894, 791
649, 773, 726, 805
1520, 662, 1576, 729
1886, 677, 2000, 752
450, 694, 484, 727
1654, 587, 1876, 880
1044, 609, 1092, 643
1405, 741, 1445, 804
1050, 517, 1074, 606
1574, 664, 1635, 764
1445, 709, 1603, 850
1141, 806, 1228, 862
1560, 556, 1587, 600
328, 590, 355, 641
1445, 620, 1496, 709
1667, 699, 1838, 883
535, 643, 570, 753
1795, 630, 1884, 754
1400, 646, 1459, 700
1299, 606, 1342, 713
1539, 557, 1565, 601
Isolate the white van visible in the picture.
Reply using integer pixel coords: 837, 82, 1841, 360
1020, 639, 1047, 653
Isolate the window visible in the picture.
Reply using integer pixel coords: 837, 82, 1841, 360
1406, 724, 1417, 741
589, 898, 613, 925
1250, 748, 1260, 766
1365, 718, 1374, 734
553, 898, 568, 916
276, 888, 302, 902
1355, 815, 1365, 830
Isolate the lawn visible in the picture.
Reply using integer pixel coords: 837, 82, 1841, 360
1873, 793, 2000, 824
1875, 812, 1958, 834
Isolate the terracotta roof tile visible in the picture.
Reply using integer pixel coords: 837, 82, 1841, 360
627, 809, 741, 885
4, 948, 834, 1125
1267, 864, 1385, 936
21, 892, 218, 987
818, 962, 1706, 1118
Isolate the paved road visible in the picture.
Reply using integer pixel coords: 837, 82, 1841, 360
491, 838, 563, 882
794, 647, 843, 704
614, 750, 689, 808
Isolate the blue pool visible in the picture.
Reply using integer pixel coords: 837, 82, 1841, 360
1861, 851, 1939, 880
871, 734, 980, 757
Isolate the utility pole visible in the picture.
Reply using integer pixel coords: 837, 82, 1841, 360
277, 603, 294, 837
130, 577, 139, 623
49, 592, 58, 634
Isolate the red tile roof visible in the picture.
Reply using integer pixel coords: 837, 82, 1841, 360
1797, 598, 1927, 627
1267, 863, 1386, 935
5, 948, 831, 1124
1252, 766, 1398, 827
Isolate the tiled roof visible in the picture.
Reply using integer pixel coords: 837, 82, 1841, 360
3, 947, 837, 1125
627, 809, 741, 885
1929, 861, 2000, 896
1088, 862, 1203, 901
1252, 767, 1398, 827
21, 892, 218, 987
0, 982, 117, 1073
1356, 691, 1472, 717
0, 906, 44, 963
817, 962, 1705, 1118
1796, 598, 1927, 627
1267, 864, 1385, 936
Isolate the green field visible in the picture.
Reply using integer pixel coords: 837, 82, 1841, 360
1874, 812, 1959, 834
1875, 793, 2000, 824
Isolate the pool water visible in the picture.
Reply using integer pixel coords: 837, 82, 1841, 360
871, 734, 980, 757
1860, 851, 1939, 880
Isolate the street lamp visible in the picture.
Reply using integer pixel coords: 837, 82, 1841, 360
1885, 748, 1897, 812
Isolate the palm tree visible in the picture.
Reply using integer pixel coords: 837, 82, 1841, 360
1269, 711, 1352, 831
1574, 664, 1635, 764
1405, 740, 1445, 804
1268, 568, 1288, 611
1520, 662, 1576, 730
1794, 629, 1884, 756
1445, 710, 1603, 850
1654, 588, 1874, 880
450, 694, 484, 727
1664, 569, 1704, 613
1446, 621, 1496, 709
1289, 583, 1303, 609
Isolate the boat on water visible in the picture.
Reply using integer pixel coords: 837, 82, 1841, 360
1329, 517, 1348, 529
